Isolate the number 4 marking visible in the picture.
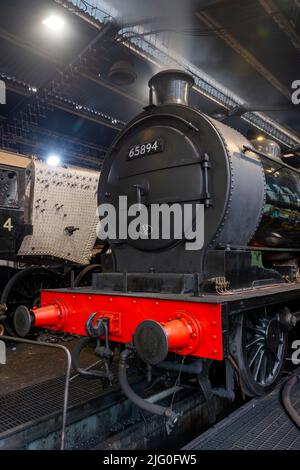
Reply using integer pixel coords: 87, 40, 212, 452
3, 217, 13, 232
152, 140, 158, 151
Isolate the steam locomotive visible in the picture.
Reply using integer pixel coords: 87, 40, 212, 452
0, 150, 100, 335
16, 70, 300, 426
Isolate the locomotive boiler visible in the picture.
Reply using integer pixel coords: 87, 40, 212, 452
17, 70, 300, 427
98, 70, 300, 285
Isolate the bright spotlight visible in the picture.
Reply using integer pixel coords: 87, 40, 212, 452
47, 154, 61, 166
42, 15, 65, 32
256, 135, 265, 142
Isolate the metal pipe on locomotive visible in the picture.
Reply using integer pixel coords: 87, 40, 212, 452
15, 70, 300, 424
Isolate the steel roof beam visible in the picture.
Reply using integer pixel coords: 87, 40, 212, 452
195, 11, 292, 100
259, 0, 300, 52
1, 72, 124, 130
0, 25, 143, 106
60, 0, 300, 147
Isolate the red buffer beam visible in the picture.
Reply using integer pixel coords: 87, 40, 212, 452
29, 290, 224, 361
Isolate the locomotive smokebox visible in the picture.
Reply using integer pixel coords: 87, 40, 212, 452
148, 69, 194, 106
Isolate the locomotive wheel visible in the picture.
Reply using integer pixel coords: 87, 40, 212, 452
0, 266, 18, 324
232, 309, 287, 397
0, 266, 17, 292
1, 267, 62, 336
74, 264, 101, 287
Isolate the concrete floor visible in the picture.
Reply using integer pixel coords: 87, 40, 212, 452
0, 336, 97, 396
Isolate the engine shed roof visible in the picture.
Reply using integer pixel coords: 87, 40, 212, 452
0, 0, 299, 168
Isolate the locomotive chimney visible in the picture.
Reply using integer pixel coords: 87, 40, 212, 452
148, 69, 194, 106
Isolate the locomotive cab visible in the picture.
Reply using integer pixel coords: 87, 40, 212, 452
0, 151, 31, 258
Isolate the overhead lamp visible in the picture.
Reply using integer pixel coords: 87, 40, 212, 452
42, 15, 65, 33
108, 60, 137, 86
47, 154, 61, 166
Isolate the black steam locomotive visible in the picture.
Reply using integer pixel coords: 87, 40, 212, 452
21, 70, 300, 427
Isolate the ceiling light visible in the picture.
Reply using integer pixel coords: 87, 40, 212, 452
108, 60, 137, 86
47, 154, 61, 166
42, 15, 65, 32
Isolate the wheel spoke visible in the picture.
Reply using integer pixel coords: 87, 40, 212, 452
249, 343, 264, 367
259, 354, 268, 384
253, 349, 264, 381
245, 337, 263, 349
235, 310, 287, 395
266, 351, 274, 377
247, 326, 265, 335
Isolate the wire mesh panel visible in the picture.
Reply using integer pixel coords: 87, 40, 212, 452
184, 376, 300, 450
0, 373, 110, 436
